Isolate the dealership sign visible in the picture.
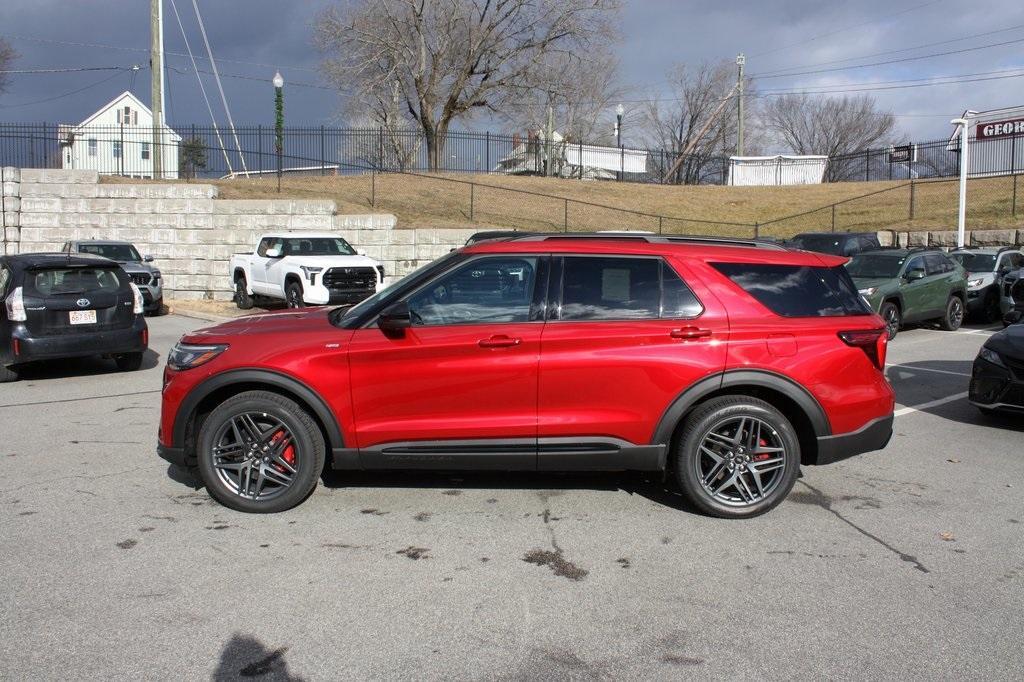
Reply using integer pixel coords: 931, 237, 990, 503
977, 118, 1024, 139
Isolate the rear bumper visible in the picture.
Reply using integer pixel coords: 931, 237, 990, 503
11, 316, 147, 363
813, 414, 893, 465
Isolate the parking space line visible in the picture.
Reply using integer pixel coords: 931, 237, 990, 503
885, 364, 972, 378
894, 391, 969, 417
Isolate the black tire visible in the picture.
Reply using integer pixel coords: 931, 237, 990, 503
0, 364, 20, 383
286, 281, 305, 309
235, 277, 254, 310
880, 301, 901, 340
939, 295, 965, 331
114, 352, 143, 372
196, 390, 325, 513
674, 396, 801, 519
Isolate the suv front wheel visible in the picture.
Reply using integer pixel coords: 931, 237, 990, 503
939, 295, 964, 331
675, 396, 801, 518
197, 390, 325, 512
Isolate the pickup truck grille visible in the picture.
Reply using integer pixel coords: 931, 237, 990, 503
322, 267, 376, 291
130, 273, 153, 286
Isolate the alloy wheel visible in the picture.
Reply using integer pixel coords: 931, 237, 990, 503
210, 412, 298, 501
694, 415, 788, 507
883, 305, 900, 339
949, 297, 964, 328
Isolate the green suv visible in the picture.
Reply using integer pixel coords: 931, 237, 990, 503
846, 248, 968, 339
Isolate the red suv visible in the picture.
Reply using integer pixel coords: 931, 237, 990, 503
158, 235, 894, 517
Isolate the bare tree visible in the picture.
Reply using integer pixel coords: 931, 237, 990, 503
314, 0, 619, 170
762, 93, 897, 181
0, 38, 18, 95
641, 61, 751, 185
343, 81, 424, 172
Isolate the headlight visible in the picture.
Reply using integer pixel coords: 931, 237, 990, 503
967, 278, 985, 289
979, 347, 1006, 368
129, 282, 144, 314
167, 343, 228, 371
858, 287, 877, 297
152, 270, 162, 280
300, 266, 323, 282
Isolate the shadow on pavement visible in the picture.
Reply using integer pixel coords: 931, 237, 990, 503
213, 634, 304, 682
14, 348, 161, 381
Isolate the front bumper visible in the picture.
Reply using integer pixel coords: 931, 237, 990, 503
303, 282, 378, 305
813, 414, 894, 465
10, 315, 148, 364
969, 356, 1024, 412
157, 442, 193, 468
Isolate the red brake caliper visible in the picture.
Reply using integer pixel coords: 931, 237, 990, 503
269, 430, 296, 472
753, 438, 771, 462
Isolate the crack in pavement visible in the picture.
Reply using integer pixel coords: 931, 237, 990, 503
0, 390, 161, 409
797, 481, 930, 574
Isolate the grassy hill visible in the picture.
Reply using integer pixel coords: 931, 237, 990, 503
105, 172, 1024, 238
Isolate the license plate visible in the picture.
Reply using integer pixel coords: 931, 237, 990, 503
69, 310, 97, 325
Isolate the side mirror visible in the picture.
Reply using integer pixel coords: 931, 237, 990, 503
144, 254, 154, 262
265, 246, 284, 258
905, 269, 925, 281
1005, 310, 1023, 326
377, 301, 412, 335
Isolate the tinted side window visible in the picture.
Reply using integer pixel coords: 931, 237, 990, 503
925, 254, 950, 275
712, 263, 870, 317
905, 256, 925, 275
661, 262, 703, 318
561, 257, 659, 320
407, 256, 538, 326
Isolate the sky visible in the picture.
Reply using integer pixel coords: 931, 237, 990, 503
1, 0, 1024, 143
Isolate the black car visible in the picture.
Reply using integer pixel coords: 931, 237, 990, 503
788, 232, 882, 257
969, 320, 1024, 414
0, 253, 149, 382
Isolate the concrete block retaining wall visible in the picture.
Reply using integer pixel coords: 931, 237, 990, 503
3, 169, 475, 300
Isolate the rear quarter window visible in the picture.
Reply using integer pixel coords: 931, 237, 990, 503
712, 263, 870, 317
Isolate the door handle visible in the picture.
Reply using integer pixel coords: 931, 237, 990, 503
670, 327, 712, 340
478, 335, 521, 348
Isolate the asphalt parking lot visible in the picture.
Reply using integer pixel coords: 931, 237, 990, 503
1, 313, 1022, 680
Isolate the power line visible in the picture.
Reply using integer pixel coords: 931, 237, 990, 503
752, 34, 1024, 80
749, 0, 947, 59
0, 69, 129, 109
0, 66, 125, 74
754, 69, 1024, 97
753, 22, 1024, 78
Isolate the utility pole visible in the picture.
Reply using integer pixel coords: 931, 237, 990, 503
150, 0, 164, 179
544, 100, 554, 177
736, 53, 745, 156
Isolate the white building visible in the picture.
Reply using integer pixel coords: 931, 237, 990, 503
495, 130, 648, 180
60, 91, 180, 179
727, 155, 829, 186
946, 106, 1024, 178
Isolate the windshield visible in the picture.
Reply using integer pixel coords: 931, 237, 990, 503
282, 237, 355, 256
846, 254, 907, 279
78, 243, 142, 262
790, 235, 845, 255
950, 252, 997, 272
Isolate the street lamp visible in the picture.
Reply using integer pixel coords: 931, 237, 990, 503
615, 103, 625, 181
950, 111, 977, 248
273, 71, 284, 193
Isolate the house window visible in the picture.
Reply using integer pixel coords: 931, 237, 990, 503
116, 107, 137, 125
141, 142, 150, 160
113, 141, 122, 158
88, 138, 97, 156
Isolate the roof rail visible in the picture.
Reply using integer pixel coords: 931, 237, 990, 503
504, 232, 788, 251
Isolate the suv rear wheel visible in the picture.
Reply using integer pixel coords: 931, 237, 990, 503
197, 390, 325, 513
675, 396, 801, 518
939, 296, 965, 331
880, 301, 901, 340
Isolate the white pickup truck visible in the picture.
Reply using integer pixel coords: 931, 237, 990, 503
230, 232, 384, 309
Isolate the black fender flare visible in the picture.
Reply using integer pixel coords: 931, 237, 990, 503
172, 368, 345, 450
650, 369, 831, 446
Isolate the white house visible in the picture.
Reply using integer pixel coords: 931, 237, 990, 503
495, 130, 648, 180
60, 91, 180, 179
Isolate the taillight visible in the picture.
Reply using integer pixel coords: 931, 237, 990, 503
838, 328, 886, 370
5, 286, 26, 321
129, 282, 144, 314
142, 328, 149, 347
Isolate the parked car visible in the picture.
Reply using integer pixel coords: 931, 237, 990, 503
949, 247, 1024, 322
846, 248, 968, 339
788, 232, 881, 257
1000, 266, 1024, 325
969, 321, 1024, 414
159, 234, 894, 518
1, 253, 148, 382
62, 239, 164, 315
230, 232, 384, 309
